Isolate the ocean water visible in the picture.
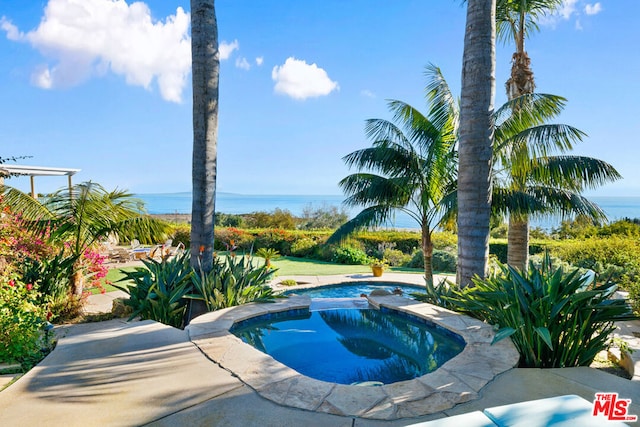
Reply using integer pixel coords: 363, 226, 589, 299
136, 192, 640, 231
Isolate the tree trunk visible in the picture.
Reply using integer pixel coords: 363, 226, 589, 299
506, 27, 535, 271
190, 0, 219, 274
422, 225, 434, 290
71, 268, 84, 297
456, 0, 496, 287
507, 215, 529, 270
188, 0, 219, 324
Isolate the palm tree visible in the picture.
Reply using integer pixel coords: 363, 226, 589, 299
491, 94, 621, 268
495, 0, 563, 269
190, 0, 219, 274
0, 182, 167, 295
328, 65, 458, 289
496, 0, 563, 100
457, 0, 497, 287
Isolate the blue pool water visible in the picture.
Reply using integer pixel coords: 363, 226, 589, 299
281, 281, 425, 299
230, 307, 465, 385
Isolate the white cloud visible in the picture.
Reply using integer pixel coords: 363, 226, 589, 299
0, 17, 23, 40
271, 57, 339, 100
585, 3, 602, 15
255, 56, 264, 66
360, 89, 375, 98
558, 0, 579, 19
1, 0, 191, 103
540, 0, 603, 28
235, 57, 250, 70
219, 40, 239, 60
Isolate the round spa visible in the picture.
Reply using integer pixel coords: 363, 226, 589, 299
229, 305, 465, 385
187, 293, 521, 420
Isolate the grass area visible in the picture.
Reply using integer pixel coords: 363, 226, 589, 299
271, 256, 426, 276
90, 255, 428, 295
86, 266, 138, 295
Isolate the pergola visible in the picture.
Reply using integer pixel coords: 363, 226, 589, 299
0, 165, 81, 197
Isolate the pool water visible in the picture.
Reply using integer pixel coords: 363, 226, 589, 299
230, 307, 465, 385
281, 281, 425, 299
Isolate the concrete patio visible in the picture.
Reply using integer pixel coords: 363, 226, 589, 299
0, 274, 638, 426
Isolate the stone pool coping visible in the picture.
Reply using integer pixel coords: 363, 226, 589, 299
187, 294, 519, 420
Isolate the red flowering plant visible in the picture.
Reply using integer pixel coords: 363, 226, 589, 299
81, 247, 109, 294
0, 273, 53, 370
0, 208, 55, 277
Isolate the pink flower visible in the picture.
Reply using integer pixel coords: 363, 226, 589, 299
8, 280, 14, 287
26, 284, 33, 290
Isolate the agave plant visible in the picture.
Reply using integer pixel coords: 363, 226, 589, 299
187, 254, 276, 312
445, 253, 637, 368
114, 250, 193, 328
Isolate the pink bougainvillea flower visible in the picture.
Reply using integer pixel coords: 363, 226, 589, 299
26, 284, 33, 290
8, 280, 15, 287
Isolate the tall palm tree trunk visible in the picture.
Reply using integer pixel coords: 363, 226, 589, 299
422, 224, 434, 289
507, 216, 529, 270
190, 0, 219, 274
457, 0, 496, 287
505, 14, 536, 271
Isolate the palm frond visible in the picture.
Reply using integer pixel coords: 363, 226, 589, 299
339, 174, 413, 208
495, 0, 564, 45
494, 93, 568, 140
327, 205, 398, 245
527, 156, 621, 191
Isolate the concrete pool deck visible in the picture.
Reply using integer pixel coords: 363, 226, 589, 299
188, 293, 520, 420
0, 273, 639, 426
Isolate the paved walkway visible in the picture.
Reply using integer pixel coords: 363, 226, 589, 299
0, 274, 638, 426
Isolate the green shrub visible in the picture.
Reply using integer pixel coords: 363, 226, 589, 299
551, 237, 640, 312
19, 251, 74, 301
254, 229, 295, 255
490, 223, 508, 238
445, 254, 637, 368
214, 227, 253, 251
382, 248, 411, 267
431, 232, 458, 250
407, 249, 425, 269
215, 212, 245, 228
332, 246, 371, 265
115, 251, 193, 328
432, 250, 457, 273
353, 231, 420, 254
298, 204, 348, 230
188, 255, 275, 311
245, 209, 297, 229
290, 237, 318, 257
170, 224, 191, 248
0, 275, 52, 370
406, 249, 457, 272
489, 240, 547, 263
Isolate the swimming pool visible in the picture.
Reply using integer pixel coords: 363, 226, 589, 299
230, 306, 465, 385
280, 281, 425, 299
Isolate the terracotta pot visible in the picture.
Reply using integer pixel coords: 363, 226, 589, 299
371, 266, 384, 277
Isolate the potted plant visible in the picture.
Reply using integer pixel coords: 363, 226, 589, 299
370, 259, 388, 277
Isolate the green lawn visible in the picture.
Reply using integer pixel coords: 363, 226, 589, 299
270, 256, 424, 276
89, 255, 428, 294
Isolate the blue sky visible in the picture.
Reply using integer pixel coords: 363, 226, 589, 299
1, 0, 638, 197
